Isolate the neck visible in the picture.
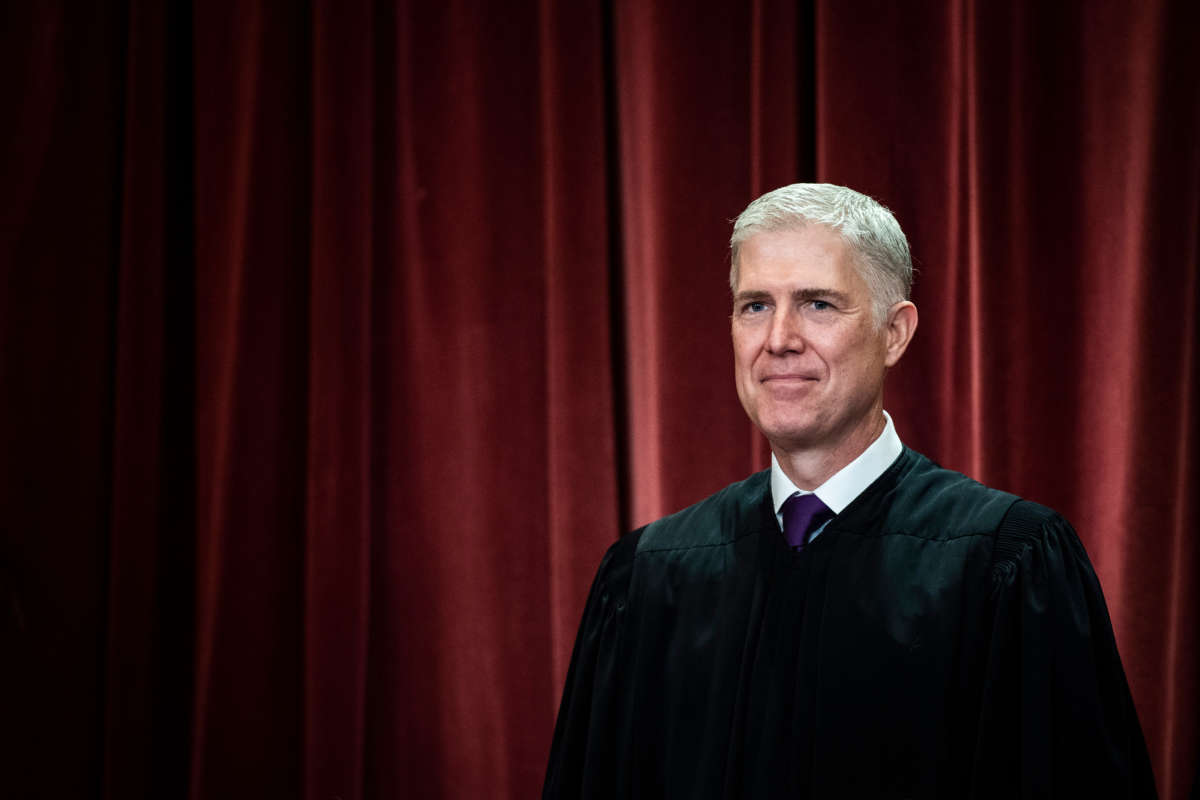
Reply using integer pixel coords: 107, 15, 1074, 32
770, 408, 886, 491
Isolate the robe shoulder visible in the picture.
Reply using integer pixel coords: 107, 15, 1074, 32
834, 447, 1021, 542
636, 469, 772, 553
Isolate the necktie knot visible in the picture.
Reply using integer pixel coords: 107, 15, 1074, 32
781, 492, 834, 550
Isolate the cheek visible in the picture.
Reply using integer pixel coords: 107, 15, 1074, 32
819, 331, 880, 376
845, 337, 889, 379
734, 352, 758, 385
731, 330, 760, 372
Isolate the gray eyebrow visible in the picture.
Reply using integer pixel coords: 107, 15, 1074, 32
732, 289, 771, 304
792, 288, 851, 304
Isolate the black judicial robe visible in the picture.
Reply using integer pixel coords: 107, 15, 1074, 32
544, 448, 1156, 799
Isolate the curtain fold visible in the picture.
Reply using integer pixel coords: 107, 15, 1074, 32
1, 1, 1196, 798
1, 2, 130, 797
305, 1, 375, 797
104, 1, 199, 796
534, 0, 621, 695
613, 0, 765, 527
191, 3, 310, 795
381, 2, 620, 794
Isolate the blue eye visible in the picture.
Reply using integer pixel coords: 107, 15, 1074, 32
810, 300, 832, 311
745, 301, 768, 313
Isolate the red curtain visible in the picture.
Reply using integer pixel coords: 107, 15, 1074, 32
1, 1, 1195, 798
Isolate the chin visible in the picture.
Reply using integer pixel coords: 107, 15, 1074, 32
755, 414, 824, 449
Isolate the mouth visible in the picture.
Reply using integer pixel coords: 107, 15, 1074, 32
760, 373, 820, 383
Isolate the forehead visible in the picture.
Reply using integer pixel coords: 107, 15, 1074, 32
734, 226, 865, 293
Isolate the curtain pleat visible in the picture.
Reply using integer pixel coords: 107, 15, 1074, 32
1, 1, 1196, 798
305, 1, 375, 798
0, 3, 129, 798
191, 3, 309, 795
613, 0, 762, 528
534, 0, 621, 697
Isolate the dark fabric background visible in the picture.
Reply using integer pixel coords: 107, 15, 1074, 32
1, 1, 1196, 798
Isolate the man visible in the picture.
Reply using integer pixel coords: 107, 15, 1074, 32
543, 184, 1156, 799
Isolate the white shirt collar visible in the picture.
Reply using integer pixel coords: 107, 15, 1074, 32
771, 410, 904, 530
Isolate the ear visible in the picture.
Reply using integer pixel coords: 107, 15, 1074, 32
883, 301, 918, 367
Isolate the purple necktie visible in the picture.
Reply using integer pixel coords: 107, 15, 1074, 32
780, 492, 834, 551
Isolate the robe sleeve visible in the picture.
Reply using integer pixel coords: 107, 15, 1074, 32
543, 529, 642, 800
970, 501, 1157, 798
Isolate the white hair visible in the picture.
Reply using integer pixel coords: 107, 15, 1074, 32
729, 183, 913, 324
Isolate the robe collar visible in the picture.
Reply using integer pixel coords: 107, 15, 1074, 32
769, 410, 904, 533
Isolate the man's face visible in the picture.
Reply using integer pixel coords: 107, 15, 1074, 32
731, 225, 900, 453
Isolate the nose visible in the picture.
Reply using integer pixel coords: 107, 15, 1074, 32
765, 306, 805, 354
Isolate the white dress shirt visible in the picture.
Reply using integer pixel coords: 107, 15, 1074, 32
770, 410, 904, 542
